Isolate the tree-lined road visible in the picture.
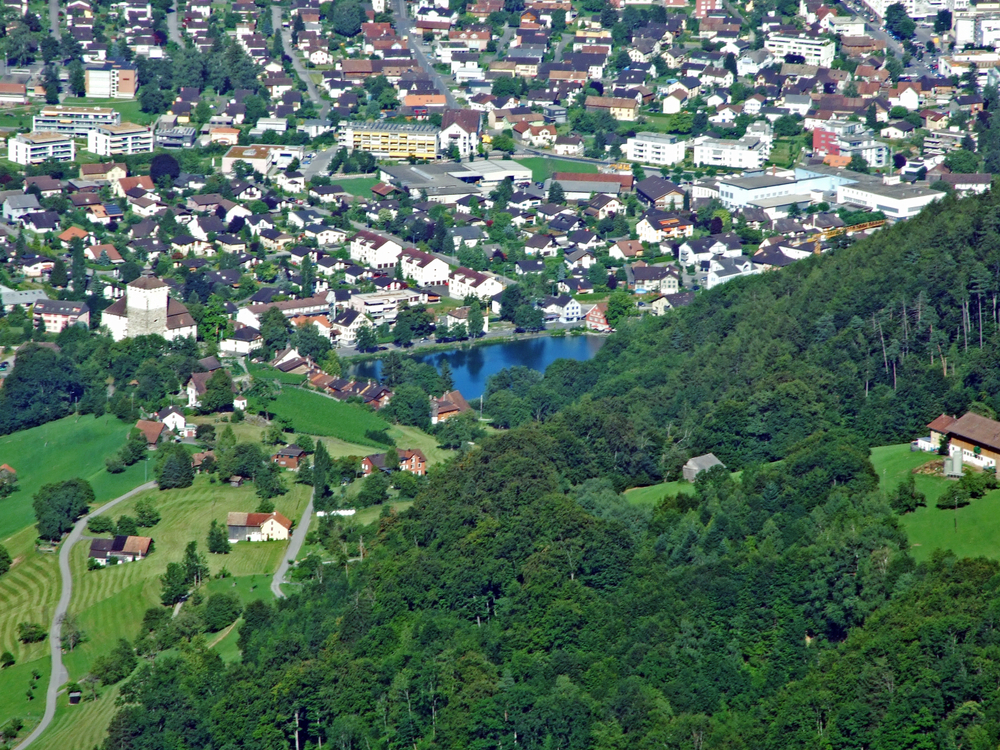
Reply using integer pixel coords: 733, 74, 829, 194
392, 0, 457, 108
273, 5, 330, 119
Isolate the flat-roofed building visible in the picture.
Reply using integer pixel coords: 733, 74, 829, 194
337, 121, 439, 159
221, 143, 305, 174
764, 34, 835, 67
87, 122, 154, 156
835, 179, 944, 221
625, 132, 685, 166
84, 61, 137, 99
693, 136, 769, 169
33, 105, 120, 136
7, 132, 76, 165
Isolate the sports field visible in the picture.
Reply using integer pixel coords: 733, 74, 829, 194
514, 157, 599, 183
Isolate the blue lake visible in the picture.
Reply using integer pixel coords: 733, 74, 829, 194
349, 334, 606, 398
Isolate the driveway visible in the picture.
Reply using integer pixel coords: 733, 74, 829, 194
270, 488, 314, 598
167, 1, 183, 46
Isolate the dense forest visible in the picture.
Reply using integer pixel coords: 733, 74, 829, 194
102, 187, 1000, 750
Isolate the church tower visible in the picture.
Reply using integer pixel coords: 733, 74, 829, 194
126, 276, 169, 337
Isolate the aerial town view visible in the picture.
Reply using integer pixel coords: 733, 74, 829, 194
1, 0, 1000, 745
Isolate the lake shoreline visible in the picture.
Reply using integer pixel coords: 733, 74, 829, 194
341, 326, 604, 365
346, 332, 608, 399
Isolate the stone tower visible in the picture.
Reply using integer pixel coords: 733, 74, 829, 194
126, 276, 169, 337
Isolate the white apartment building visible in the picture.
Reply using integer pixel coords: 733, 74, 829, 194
349, 230, 403, 269
693, 136, 769, 170
449, 267, 504, 301
625, 132, 685, 167
87, 122, 154, 156
33, 105, 120, 136
835, 180, 944, 221
349, 289, 427, 324
400, 247, 451, 287
764, 35, 835, 67
7, 132, 75, 165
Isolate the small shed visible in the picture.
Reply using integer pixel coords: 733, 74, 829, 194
682, 453, 725, 482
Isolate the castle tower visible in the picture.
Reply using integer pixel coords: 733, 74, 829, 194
126, 276, 169, 337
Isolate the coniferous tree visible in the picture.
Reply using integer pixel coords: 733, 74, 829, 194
207, 519, 230, 554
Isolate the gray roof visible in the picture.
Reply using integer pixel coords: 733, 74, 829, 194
4, 194, 41, 210
685, 453, 724, 471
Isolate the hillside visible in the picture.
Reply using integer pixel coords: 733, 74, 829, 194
97, 189, 1000, 750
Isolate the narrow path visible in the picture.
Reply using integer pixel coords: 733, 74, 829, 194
273, 5, 330, 119
47, 0, 60, 40
16, 481, 157, 750
270, 487, 314, 598
166, 0, 183, 46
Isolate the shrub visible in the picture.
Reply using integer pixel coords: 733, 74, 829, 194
0, 651, 14, 668
17, 622, 46, 643
203, 593, 242, 632
87, 516, 115, 534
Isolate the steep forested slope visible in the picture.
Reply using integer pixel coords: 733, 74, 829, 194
101, 189, 1000, 750
491, 187, 1000, 478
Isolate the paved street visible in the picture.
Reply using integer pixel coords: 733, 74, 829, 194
167, 2, 183, 46
392, 0, 457, 108
271, 488, 314, 598
273, 5, 331, 119
48, 0, 60, 39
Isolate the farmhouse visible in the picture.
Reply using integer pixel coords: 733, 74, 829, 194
226, 511, 293, 543
939, 412, 1000, 471
88, 535, 153, 565
431, 390, 472, 424
272, 445, 306, 469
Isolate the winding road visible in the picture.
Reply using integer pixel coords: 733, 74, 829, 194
270, 488, 314, 598
16, 481, 157, 750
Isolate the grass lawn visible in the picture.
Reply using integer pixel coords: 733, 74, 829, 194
870, 443, 1000, 562
60, 477, 310, 683
61, 98, 155, 126
247, 361, 307, 385
514, 157, 598, 183
31, 684, 121, 750
338, 177, 380, 197
0, 525, 59, 736
0, 415, 149, 543
624, 479, 696, 506
386, 424, 455, 466
269, 387, 391, 447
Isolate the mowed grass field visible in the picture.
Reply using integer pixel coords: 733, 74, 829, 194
338, 176, 380, 196
31, 684, 121, 750
60, 478, 311, 683
0, 415, 149, 541
624, 480, 696, 506
514, 157, 598, 183
269, 387, 391, 446
870, 443, 1000, 562
0, 525, 59, 737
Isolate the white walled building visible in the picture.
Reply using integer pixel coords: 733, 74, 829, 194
835, 180, 944, 221
349, 230, 403, 269
693, 136, 769, 169
764, 35, 835, 67
625, 132, 685, 167
32, 105, 120, 136
7, 132, 75, 165
400, 247, 451, 287
87, 122, 154, 156
102, 276, 197, 342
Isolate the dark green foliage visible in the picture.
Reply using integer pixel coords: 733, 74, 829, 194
134, 499, 161, 527
936, 470, 999, 509
200, 368, 235, 414
203, 593, 242, 632
156, 444, 194, 490
87, 515, 116, 535
207, 519, 230, 554
17, 622, 46, 643
888, 475, 926, 513
355, 471, 389, 507
33, 478, 95, 541
92, 638, 138, 685
160, 562, 187, 606
116, 515, 139, 537
380, 383, 431, 430
0, 651, 13, 668
0, 345, 83, 435
0, 544, 9, 576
